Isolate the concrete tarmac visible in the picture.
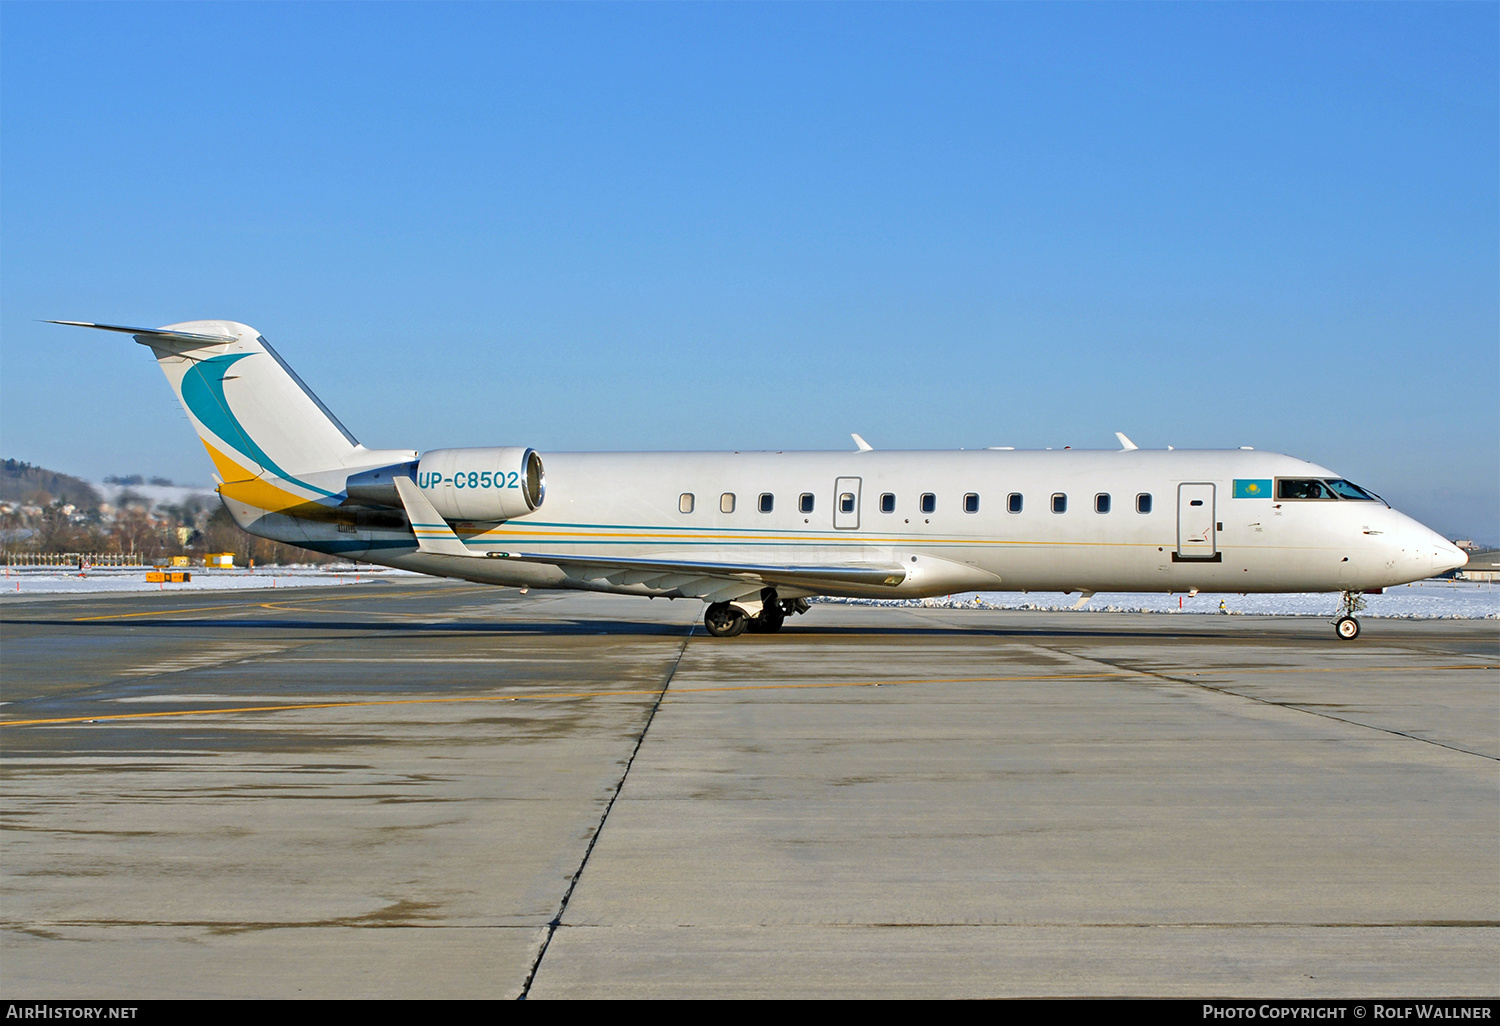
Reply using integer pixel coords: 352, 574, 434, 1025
1, 581, 1495, 998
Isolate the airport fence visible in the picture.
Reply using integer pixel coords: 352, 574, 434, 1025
2, 551, 145, 568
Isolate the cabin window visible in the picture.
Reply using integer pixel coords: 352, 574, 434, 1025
1052, 493, 1067, 514
1095, 493, 1111, 514
964, 493, 980, 514
839, 492, 856, 514
679, 493, 695, 514
920, 493, 937, 514
799, 492, 814, 513
1007, 493, 1023, 514
720, 492, 736, 514
1276, 479, 1335, 500
758, 493, 774, 513
1136, 493, 1152, 514
880, 493, 895, 513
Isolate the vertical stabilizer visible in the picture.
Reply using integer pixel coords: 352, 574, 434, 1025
50, 320, 405, 513
145, 321, 361, 486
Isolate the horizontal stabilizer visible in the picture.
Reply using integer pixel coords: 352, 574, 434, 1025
46, 320, 238, 346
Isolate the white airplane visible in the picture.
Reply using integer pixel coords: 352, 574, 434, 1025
53, 319, 1467, 640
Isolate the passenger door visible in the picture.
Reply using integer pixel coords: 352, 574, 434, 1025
1176, 483, 1217, 560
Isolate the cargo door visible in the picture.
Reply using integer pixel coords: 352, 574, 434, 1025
1176, 483, 1217, 560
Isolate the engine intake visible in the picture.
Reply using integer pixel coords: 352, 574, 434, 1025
415, 447, 545, 521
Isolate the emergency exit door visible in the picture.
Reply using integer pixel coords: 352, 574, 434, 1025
833, 477, 861, 530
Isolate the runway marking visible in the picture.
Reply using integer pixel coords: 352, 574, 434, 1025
0, 665, 1489, 727
70, 601, 272, 622
115, 644, 282, 677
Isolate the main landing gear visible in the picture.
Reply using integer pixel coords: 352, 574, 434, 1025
1334, 590, 1366, 641
703, 591, 809, 638
704, 601, 748, 638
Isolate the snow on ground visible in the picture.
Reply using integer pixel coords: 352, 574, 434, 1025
825, 578, 1499, 619
91, 481, 218, 508
1, 564, 424, 595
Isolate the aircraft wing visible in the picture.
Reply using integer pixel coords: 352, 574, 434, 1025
393, 477, 906, 601
485, 550, 907, 601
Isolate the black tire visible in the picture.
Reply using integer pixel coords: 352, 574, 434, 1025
704, 602, 747, 638
1335, 616, 1360, 640
747, 611, 785, 634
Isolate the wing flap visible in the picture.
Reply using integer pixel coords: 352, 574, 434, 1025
486, 550, 907, 593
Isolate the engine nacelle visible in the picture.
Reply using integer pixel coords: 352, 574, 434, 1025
416, 447, 545, 521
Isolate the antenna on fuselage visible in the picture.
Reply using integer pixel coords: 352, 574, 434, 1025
851, 433, 873, 452
1115, 432, 1138, 451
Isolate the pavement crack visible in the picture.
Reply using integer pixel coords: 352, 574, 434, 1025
517, 622, 694, 999
1033, 643, 1499, 762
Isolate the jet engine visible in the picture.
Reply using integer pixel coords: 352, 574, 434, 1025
415, 447, 546, 521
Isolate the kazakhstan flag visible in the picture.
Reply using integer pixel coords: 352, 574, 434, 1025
1233, 479, 1272, 498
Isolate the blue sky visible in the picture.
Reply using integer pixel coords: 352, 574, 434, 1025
3, 2, 1496, 540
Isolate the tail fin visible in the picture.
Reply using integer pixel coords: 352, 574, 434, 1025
51, 320, 408, 512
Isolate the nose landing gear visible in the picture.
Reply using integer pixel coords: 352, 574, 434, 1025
1333, 591, 1367, 640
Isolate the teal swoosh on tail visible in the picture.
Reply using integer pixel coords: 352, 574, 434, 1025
180, 353, 335, 496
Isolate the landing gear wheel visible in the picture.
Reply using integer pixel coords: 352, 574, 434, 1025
747, 611, 785, 634
704, 601, 747, 638
1335, 616, 1361, 641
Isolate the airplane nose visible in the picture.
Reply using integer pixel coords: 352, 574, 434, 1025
1432, 537, 1468, 575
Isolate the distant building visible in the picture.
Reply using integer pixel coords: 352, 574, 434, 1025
205, 552, 235, 568
1456, 548, 1499, 583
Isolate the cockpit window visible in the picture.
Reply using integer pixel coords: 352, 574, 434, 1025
1276, 479, 1335, 500
1277, 478, 1378, 501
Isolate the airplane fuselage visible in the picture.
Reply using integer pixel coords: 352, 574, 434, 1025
55, 319, 1468, 637
234, 448, 1459, 600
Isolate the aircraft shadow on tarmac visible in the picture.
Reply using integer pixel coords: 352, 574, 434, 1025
1, 614, 1284, 641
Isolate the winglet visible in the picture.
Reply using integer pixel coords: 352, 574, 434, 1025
851, 433, 873, 452
1115, 432, 1138, 451
393, 477, 471, 557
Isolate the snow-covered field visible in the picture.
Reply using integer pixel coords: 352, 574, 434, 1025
1, 564, 423, 595
2, 565, 1494, 618
825, 578, 1499, 620
92, 480, 217, 508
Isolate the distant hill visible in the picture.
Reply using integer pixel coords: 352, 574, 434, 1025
1, 459, 104, 509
